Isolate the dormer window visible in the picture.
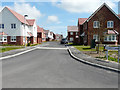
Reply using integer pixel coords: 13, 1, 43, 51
107, 21, 114, 28
93, 21, 100, 28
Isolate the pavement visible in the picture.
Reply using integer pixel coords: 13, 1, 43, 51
1, 42, 119, 88
68, 46, 119, 72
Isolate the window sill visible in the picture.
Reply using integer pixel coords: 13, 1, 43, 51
93, 27, 99, 28
0, 41, 7, 42
11, 41, 16, 42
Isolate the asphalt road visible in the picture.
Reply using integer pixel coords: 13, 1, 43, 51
2, 42, 119, 88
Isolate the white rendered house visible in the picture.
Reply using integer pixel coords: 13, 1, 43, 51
0, 7, 37, 45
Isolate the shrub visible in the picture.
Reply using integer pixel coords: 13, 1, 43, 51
27, 43, 31, 46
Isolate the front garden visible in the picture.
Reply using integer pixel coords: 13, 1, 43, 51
69, 43, 120, 63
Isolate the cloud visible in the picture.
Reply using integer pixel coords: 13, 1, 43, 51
47, 15, 61, 24
8, 3, 43, 19
52, 0, 118, 13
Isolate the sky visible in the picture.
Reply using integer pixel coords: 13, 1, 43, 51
0, 0, 120, 37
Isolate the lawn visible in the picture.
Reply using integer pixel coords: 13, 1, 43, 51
72, 44, 119, 63
0, 47, 24, 53
73, 45, 104, 52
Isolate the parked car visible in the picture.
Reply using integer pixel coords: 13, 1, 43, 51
60, 38, 68, 44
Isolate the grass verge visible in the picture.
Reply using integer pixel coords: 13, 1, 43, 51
0, 47, 24, 53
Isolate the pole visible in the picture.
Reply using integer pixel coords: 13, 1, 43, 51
24, 16, 26, 48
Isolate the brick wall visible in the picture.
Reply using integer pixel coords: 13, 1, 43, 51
85, 5, 120, 45
7, 36, 23, 45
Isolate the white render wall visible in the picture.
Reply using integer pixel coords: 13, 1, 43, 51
0, 7, 37, 38
0, 7, 22, 36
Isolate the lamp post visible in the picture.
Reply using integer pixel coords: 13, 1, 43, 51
24, 15, 28, 48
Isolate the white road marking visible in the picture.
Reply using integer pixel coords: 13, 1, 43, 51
0, 48, 37, 60
36, 47, 67, 50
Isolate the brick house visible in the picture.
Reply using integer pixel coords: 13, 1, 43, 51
78, 3, 120, 45
44, 30, 54, 41
0, 7, 37, 45
78, 18, 88, 44
67, 26, 79, 44
55, 34, 63, 41
37, 26, 42, 44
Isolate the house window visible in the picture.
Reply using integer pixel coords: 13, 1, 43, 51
0, 36, 7, 42
11, 36, 16, 42
107, 21, 114, 28
11, 24, 16, 29
76, 32, 78, 35
108, 35, 112, 41
70, 32, 73, 35
104, 35, 116, 41
93, 35, 98, 41
70, 37, 73, 41
93, 21, 100, 28
23, 37, 25, 42
0, 24, 4, 29
104, 36, 107, 41
3, 36, 7, 42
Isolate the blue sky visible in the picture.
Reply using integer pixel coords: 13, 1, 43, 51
1, 0, 120, 37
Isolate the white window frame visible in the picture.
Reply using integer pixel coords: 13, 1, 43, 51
23, 36, 25, 42
104, 36, 107, 41
76, 32, 78, 35
93, 34, 98, 41
93, 21, 100, 28
11, 36, 16, 42
107, 21, 114, 28
0, 36, 7, 42
104, 35, 117, 41
70, 32, 73, 35
70, 37, 73, 41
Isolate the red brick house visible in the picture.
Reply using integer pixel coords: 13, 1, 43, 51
78, 18, 88, 44
78, 3, 120, 45
37, 26, 42, 44
67, 26, 79, 44
55, 34, 63, 41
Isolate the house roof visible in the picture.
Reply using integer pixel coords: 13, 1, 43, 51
27, 32, 33, 36
26, 19, 35, 26
5, 7, 29, 25
118, 14, 120, 18
107, 30, 119, 35
67, 26, 78, 32
37, 26, 43, 33
86, 3, 120, 22
44, 30, 50, 33
5, 7, 36, 26
50, 32, 53, 34
78, 18, 88, 25
0, 32, 8, 36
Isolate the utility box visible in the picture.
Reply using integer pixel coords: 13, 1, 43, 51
90, 39, 96, 49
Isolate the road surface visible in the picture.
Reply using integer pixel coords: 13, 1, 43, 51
2, 42, 119, 88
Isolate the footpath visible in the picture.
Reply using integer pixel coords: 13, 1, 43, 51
68, 46, 120, 73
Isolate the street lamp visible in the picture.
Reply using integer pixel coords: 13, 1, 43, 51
24, 15, 28, 48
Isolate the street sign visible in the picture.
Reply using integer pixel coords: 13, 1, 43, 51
105, 47, 119, 50
105, 46, 120, 63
